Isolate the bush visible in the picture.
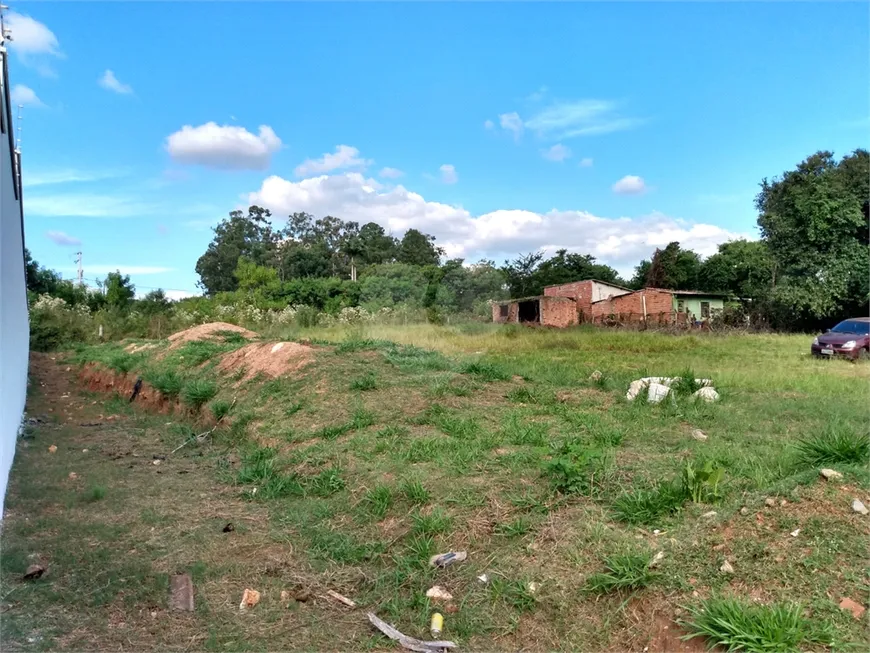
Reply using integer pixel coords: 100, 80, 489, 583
181, 378, 218, 410
543, 441, 611, 495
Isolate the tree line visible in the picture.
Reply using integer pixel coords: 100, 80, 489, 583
24, 148, 869, 331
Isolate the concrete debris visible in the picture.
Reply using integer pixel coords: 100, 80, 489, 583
691, 429, 708, 442
649, 551, 665, 568
239, 588, 260, 610
719, 560, 734, 574
477, 573, 489, 584
425, 586, 453, 602
647, 382, 671, 403
367, 612, 457, 653
740, 507, 749, 515
820, 468, 843, 481
429, 551, 467, 568
790, 529, 801, 537
68, 472, 78, 480
169, 574, 195, 612
702, 511, 718, 518
765, 497, 777, 507
48, 445, 57, 454
588, 370, 603, 381
23, 565, 46, 580
851, 499, 869, 515
693, 387, 720, 403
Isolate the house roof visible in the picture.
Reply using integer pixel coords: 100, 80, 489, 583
544, 279, 632, 292
495, 295, 575, 305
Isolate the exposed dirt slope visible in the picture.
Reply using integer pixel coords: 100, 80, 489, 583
216, 341, 314, 382
167, 322, 257, 348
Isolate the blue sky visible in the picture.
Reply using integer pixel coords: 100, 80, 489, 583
7, 1, 868, 296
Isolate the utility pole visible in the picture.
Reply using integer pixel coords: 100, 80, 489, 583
75, 251, 83, 286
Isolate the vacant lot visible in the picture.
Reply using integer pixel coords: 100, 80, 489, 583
2, 324, 868, 651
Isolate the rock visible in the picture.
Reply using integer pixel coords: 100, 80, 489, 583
647, 383, 671, 404
790, 529, 800, 537
693, 387, 720, 403
691, 429, 708, 442
765, 497, 777, 507
702, 511, 718, 518
779, 499, 788, 507
851, 499, 869, 515
649, 551, 665, 568
589, 370, 602, 382
239, 588, 260, 610
23, 565, 46, 580
719, 560, 734, 574
476, 573, 489, 584
740, 507, 749, 515
68, 472, 78, 480
169, 574, 194, 612
820, 468, 843, 481
48, 445, 57, 454
626, 379, 646, 401
425, 586, 453, 602
280, 590, 290, 602
839, 597, 866, 620
152, 460, 161, 466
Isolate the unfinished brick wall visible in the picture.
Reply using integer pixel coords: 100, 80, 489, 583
590, 289, 675, 323
540, 297, 578, 327
492, 302, 519, 323
544, 281, 594, 320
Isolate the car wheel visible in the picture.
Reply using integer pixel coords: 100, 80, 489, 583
859, 348, 870, 362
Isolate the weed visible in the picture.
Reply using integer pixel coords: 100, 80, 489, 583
214, 330, 249, 345
680, 596, 834, 652
86, 484, 107, 502
494, 517, 533, 538
681, 459, 726, 503
307, 467, 346, 497
543, 440, 611, 495
352, 406, 376, 429
362, 484, 393, 519
507, 489, 548, 513
315, 423, 352, 440
488, 577, 536, 612
585, 551, 656, 593
411, 507, 452, 536
377, 425, 410, 439
307, 527, 383, 563
237, 447, 303, 499
671, 369, 703, 396
592, 425, 626, 447
461, 360, 511, 382
335, 338, 391, 354
400, 479, 430, 505
176, 341, 227, 366
284, 400, 304, 417
181, 378, 218, 410
612, 481, 688, 525
148, 369, 183, 399
795, 425, 869, 466
503, 415, 549, 446
107, 352, 138, 374
350, 372, 378, 391
506, 386, 540, 404
405, 534, 436, 562
209, 399, 232, 421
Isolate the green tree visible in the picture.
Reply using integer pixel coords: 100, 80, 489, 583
195, 206, 278, 294
103, 271, 135, 309
357, 222, 398, 266
234, 256, 279, 290
756, 149, 869, 323
641, 242, 702, 290
699, 240, 774, 299
138, 289, 172, 316
397, 229, 442, 267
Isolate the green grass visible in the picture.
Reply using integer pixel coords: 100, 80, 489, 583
209, 398, 232, 421
585, 551, 657, 593
181, 378, 218, 410
681, 596, 835, 652
8, 324, 869, 651
86, 484, 107, 502
794, 424, 869, 467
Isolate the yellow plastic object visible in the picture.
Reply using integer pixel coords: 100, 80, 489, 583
430, 612, 444, 637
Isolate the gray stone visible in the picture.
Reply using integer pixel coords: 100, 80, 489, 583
765, 497, 776, 507
719, 560, 734, 574
170, 573, 194, 612
820, 468, 843, 481
851, 499, 869, 515
691, 429, 708, 442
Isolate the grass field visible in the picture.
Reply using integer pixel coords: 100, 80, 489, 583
2, 323, 868, 651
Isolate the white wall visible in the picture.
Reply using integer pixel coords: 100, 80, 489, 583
0, 50, 29, 517
591, 281, 631, 302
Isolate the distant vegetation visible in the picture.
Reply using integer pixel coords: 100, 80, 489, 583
24, 148, 868, 350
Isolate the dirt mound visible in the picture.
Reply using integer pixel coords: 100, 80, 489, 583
167, 322, 257, 348
217, 342, 314, 382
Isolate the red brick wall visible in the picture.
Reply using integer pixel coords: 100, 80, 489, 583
492, 302, 519, 323
590, 289, 674, 323
540, 297, 578, 327
544, 280, 595, 320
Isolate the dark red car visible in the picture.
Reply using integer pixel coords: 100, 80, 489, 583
811, 317, 870, 360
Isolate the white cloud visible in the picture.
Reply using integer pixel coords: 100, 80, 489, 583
98, 70, 133, 94
5, 12, 63, 76
439, 164, 458, 184
379, 167, 404, 179
483, 119, 495, 130
165, 122, 281, 170
612, 175, 648, 195
10, 84, 44, 108
46, 230, 81, 246
498, 112, 524, 140
525, 99, 643, 140
526, 86, 548, 103
164, 289, 197, 300
295, 145, 370, 177
579, 157, 594, 168
541, 144, 572, 162
246, 172, 746, 274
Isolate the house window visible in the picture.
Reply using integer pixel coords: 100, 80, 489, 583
499, 304, 509, 318
700, 301, 711, 319
677, 299, 685, 313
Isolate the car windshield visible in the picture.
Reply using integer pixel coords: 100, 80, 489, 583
831, 320, 870, 335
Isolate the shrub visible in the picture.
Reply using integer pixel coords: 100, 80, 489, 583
680, 596, 833, 651
182, 378, 218, 410
586, 552, 656, 593
543, 441, 611, 495
681, 460, 725, 503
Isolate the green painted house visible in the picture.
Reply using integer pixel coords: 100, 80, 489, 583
672, 290, 727, 321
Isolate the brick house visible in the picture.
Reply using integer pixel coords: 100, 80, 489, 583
543, 279, 632, 322
491, 295, 578, 328
590, 288, 726, 325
